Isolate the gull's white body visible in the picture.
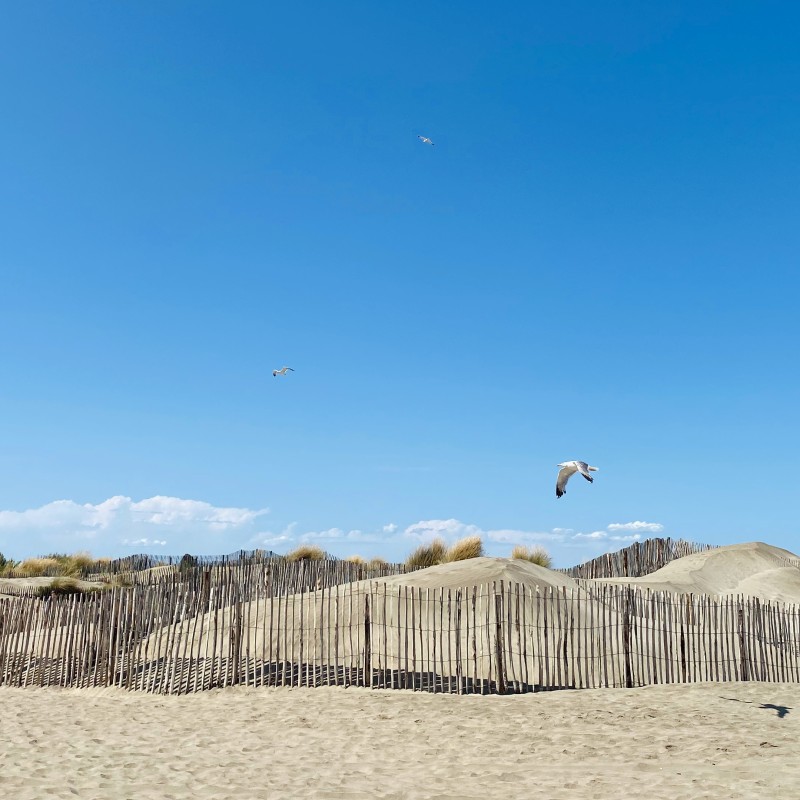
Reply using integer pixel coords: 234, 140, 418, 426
555, 460, 598, 498
272, 366, 295, 377
417, 135, 435, 146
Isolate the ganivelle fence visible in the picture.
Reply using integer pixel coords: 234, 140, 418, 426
562, 537, 717, 580
1, 572, 798, 694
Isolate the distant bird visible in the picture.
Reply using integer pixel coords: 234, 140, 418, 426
555, 461, 599, 498
272, 366, 295, 377
417, 135, 435, 146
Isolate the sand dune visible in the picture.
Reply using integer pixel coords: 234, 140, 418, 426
379, 556, 580, 591
601, 542, 800, 604
0, 681, 797, 799
0, 576, 105, 597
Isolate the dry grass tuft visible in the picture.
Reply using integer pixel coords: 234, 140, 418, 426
15, 557, 62, 577
12, 552, 98, 578
36, 578, 91, 598
286, 544, 326, 562
444, 535, 484, 562
511, 544, 553, 568
366, 556, 389, 571
345, 555, 365, 565
405, 538, 447, 569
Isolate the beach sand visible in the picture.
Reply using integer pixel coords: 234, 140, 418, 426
1, 681, 797, 799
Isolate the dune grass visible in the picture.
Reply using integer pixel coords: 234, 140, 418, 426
405, 538, 448, 569
444, 535, 484, 562
405, 536, 485, 569
5, 551, 98, 578
511, 544, 553, 568
286, 544, 326, 562
366, 556, 389, 571
35, 578, 104, 598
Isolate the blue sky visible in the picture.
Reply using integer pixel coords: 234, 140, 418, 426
1, 2, 798, 565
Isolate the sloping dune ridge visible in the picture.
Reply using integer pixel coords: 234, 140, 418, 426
377, 556, 580, 592
600, 541, 800, 604
372, 543, 800, 605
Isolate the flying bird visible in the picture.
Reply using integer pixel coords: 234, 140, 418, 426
272, 366, 295, 377
555, 461, 599, 498
417, 135, 435, 146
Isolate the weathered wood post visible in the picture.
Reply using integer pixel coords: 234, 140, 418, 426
232, 582, 242, 685
494, 583, 506, 694
623, 586, 633, 688
363, 592, 371, 688
738, 600, 748, 681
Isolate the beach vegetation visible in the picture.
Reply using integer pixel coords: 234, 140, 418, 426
286, 544, 326, 561
444, 535, 484, 562
36, 578, 96, 598
405, 538, 448, 569
511, 545, 553, 568
7, 552, 98, 578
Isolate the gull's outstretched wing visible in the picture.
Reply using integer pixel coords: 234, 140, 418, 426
576, 461, 594, 483
556, 465, 576, 498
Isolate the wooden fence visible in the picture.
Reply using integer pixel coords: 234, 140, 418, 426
2, 578, 798, 694
1, 549, 406, 581
563, 538, 717, 579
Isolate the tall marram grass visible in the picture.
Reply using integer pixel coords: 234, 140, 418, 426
405, 538, 448, 569
286, 544, 326, 562
405, 536, 485, 569
36, 578, 94, 598
5, 551, 97, 578
511, 544, 553, 568
444, 535, 484, 562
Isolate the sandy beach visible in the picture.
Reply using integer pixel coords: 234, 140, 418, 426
1, 681, 797, 800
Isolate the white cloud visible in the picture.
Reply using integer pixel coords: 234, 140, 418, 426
0, 497, 667, 566
607, 521, 663, 533
129, 496, 267, 529
0, 496, 269, 557
609, 533, 643, 542
574, 531, 608, 540
403, 519, 578, 547
301, 527, 373, 542
403, 518, 480, 541
123, 538, 167, 547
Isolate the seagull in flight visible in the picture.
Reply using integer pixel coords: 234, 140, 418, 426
417, 135, 435, 146
555, 461, 598, 498
272, 366, 295, 377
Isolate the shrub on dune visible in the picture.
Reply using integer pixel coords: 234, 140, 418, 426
36, 578, 89, 598
366, 556, 389, 571
511, 545, 553, 568
51, 551, 94, 576
15, 557, 61, 577
405, 538, 447, 569
286, 544, 326, 562
444, 535, 484, 562
345, 555, 365, 565
0, 553, 18, 575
